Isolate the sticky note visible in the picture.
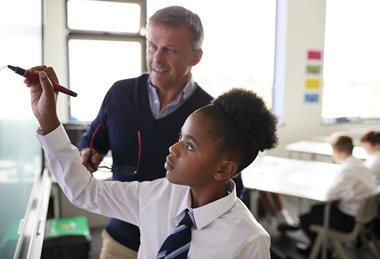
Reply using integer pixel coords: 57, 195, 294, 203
304, 93, 319, 103
306, 65, 321, 74
307, 50, 322, 60
305, 79, 320, 89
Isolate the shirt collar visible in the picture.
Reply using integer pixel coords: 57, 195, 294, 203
147, 76, 196, 103
341, 155, 358, 168
175, 180, 237, 230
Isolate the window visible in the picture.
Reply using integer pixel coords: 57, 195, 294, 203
322, 0, 380, 121
67, 0, 141, 33
67, 0, 146, 122
0, 1, 43, 258
68, 39, 142, 121
67, 0, 278, 121
147, 0, 277, 108
0, 0, 42, 120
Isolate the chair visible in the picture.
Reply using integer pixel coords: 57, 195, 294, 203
308, 193, 380, 259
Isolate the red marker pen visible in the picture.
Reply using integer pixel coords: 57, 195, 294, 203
7, 65, 78, 97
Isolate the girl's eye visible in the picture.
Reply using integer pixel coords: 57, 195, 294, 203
186, 142, 194, 151
178, 134, 193, 151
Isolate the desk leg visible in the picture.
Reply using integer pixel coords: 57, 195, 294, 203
322, 202, 331, 259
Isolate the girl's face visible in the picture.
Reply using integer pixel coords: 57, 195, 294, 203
165, 111, 223, 188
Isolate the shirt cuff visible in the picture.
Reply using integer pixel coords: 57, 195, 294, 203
36, 124, 72, 153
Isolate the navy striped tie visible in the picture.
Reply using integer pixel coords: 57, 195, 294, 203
157, 209, 194, 259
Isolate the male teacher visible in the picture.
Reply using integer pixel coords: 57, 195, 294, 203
78, 6, 244, 259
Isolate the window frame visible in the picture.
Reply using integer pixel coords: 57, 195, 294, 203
65, 0, 147, 122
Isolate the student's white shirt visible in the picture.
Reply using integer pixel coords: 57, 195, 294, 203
37, 124, 270, 259
365, 151, 380, 185
327, 156, 377, 216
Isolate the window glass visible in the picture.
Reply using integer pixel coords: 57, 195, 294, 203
67, 0, 141, 33
147, 0, 276, 107
0, 1, 42, 120
69, 39, 142, 121
322, 0, 380, 120
0, 1, 42, 258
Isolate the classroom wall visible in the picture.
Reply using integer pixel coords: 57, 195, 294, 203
275, 0, 328, 154
43, 0, 379, 154
270, 0, 379, 156
43, 0, 69, 122
42, 0, 380, 228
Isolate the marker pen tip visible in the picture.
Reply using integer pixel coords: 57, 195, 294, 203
7, 65, 17, 71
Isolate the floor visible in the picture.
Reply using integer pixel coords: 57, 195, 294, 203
262, 219, 378, 259
87, 193, 379, 259
256, 193, 379, 259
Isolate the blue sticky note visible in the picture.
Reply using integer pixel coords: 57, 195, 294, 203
304, 93, 319, 103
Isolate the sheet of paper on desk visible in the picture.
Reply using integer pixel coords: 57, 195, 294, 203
285, 162, 340, 187
242, 156, 342, 201
286, 171, 335, 187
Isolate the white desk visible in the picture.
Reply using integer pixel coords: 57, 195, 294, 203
242, 156, 341, 259
242, 155, 340, 201
286, 140, 367, 160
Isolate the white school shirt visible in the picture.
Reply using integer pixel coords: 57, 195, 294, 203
327, 156, 377, 216
37, 124, 270, 259
365, 151, 380, 185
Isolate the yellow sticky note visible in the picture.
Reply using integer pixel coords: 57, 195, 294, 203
305, 79, 320, 89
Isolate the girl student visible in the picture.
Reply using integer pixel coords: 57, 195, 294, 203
27, 68, 278, 258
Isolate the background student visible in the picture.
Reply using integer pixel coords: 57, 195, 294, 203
74, 6, 244, 258
280, 134, 377, 255
360, 130, 380, 239
360, 130, 380, 184
27, 68, 278, 258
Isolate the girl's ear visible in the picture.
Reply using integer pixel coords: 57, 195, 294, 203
214, 160, 238, 181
